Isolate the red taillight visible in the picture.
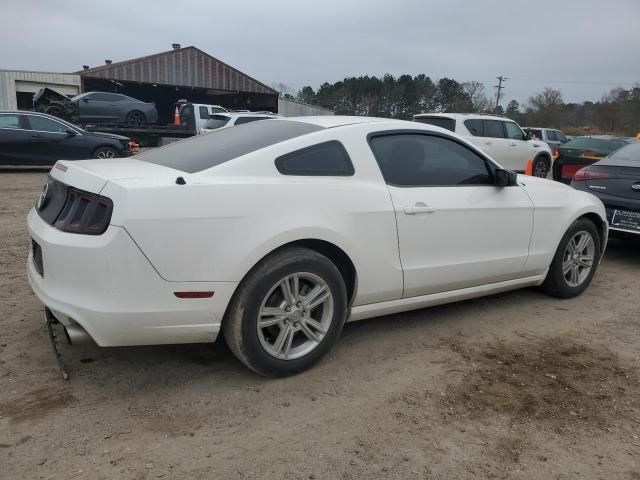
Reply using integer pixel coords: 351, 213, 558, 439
579, 151, 601, 159
54, 188, 113, 235
129, 140, 139, 153
573, 168, 609, 181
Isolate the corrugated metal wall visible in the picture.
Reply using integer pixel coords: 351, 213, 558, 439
0, 70, 80, 110
81, 47, 275, 95
278, 98, 334, 117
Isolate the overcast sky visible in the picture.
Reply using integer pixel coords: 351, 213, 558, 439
2, 0, 638, 106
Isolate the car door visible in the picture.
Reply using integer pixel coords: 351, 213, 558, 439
504, 121, 531, 170
24, 114, 88, 162
369, 132, 534, 297
481, 120, 513, 168
76, 93, 118, 123
0, 113, 32, 165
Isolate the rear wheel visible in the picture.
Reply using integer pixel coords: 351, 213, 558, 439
92, 146, 119, 159
541, 218, 601, 298
125, 110, 146, 126
223, 247, 347, 377
532, 155, 550, 178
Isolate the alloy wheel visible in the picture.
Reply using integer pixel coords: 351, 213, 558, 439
562, 230, 595, 287
96, 149, 116, 159
257, 272, 334, 360
533, 160, 548, 178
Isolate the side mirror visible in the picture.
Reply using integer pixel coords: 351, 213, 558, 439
524, 131, 533, 140
495, 168, 517, 187
82, 98, 90, 102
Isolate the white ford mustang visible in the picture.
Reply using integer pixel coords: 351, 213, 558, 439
27, 116, 607, 377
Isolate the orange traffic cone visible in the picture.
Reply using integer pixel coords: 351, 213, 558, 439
524, 159, 533, 176
173, 106, 180, 125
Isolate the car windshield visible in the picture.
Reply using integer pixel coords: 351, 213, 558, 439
204, 115, 231, 129
562, 137, 610, 151
136, 119, 324, 173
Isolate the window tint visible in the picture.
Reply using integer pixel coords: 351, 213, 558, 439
413, 116, 456, 132
369, 134, 493, 186
199, 106, 210, 119
275, 141, 354, 176
27, 115, 69, 133
210, 106, 226, 113
89, 93, 117, 101
602, 142, 640, 165
504, 122, 525, 140
204, 115, 231, 130
525, 128, 543, 140
555, 131, 567, 143
546, 130, 557, 141
234, 116, 271, 125
563, 137, 609, 150
0, 114, 20, 129
464, 119, 484, 136
484, 120, 506, 138
136, 120, 324, 173
610, 140, 627, 151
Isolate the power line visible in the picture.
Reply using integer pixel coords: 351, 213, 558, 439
509, 77, 638, 86
494, 76, 507, 109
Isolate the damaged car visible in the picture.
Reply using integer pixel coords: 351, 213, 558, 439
33, 88, 158, 126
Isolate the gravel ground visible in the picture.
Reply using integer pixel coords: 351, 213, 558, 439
1, 171, 640, 480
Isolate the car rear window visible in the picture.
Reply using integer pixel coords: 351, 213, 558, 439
136, 120, 324, 173
562, 137, 610, 150
599, 142, 640, 167
413, 116, 456, 132
204, 115, 231, 130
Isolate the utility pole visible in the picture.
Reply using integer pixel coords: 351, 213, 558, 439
494, 76, 507, 110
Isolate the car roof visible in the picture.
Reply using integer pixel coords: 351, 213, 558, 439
285, 116, 394, 128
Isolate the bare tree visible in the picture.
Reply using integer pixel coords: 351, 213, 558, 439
463, 81, 490, 112
527, 87, 564, 126
269, 82, 295, 98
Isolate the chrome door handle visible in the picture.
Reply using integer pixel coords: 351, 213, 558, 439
403, 203, 435, 215
510, 142, 518, 146
485, 141, 493, 145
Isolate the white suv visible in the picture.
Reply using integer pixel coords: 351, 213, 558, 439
414, 113, 553, 177
201, 112, 278, 133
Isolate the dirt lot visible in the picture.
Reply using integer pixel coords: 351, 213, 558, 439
2, 171, 640, 480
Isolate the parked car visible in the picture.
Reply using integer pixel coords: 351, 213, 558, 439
414, 113, 553, 177
28, 116, 607, 377
0, 111, 133, 166
176, 102, 229, 134
201, 112, 278, 133
553, 136, 633, 184
522, 127, 569, 158
34, 88, 159, 126
571, 142, 640, 237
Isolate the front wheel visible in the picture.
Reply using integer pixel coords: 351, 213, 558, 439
125, 111, 146, 126
541, 218, 601, 298
92, 146, 119, 159
223, 247, 348, 377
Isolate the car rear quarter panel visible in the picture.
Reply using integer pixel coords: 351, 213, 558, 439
102, 126, 405, 306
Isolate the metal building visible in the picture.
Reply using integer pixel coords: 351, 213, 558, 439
79, 44, 279, 123
0, 70, 80, 110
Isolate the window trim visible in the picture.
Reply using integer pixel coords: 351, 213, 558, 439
366, 129, 504, 189
24, 114, 79, 135
275, 140, 355, 177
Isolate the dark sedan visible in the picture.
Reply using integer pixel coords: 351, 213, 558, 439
34, 89, 158, 126
553, 136, 632, 184
571, 142, 640, 236
0, 111, 133, 166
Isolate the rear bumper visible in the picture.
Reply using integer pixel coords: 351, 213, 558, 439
27, 208, 238, 346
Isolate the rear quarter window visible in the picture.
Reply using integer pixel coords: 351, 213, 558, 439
464, 119, 484, 136
275, 141, 354, 176
413, 116, 456, 132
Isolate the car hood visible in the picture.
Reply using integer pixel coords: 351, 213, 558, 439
83, 130, 130, 141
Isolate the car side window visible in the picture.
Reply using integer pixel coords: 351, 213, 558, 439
483, 120, 506, 139
0, 114, 21, 129
90, 93, 113, 101
275, 140, 354, 176
199, 106, 209, 119
546, 130, 557, 141
555, 131, 567, 143
504, 122, 525, 140
464, 119, 484, 136
369, 133, 494, 187
26, 115, 69, 133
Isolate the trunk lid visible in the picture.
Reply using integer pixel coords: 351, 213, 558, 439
586, 165, 640, 200
50, 158, 184, 194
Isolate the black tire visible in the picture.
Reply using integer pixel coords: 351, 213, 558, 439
125, 110, 146, 126
223, 247, 348, 377
541, 218, 601, 298
532, 155, 550, 178
92, 146, 120, 159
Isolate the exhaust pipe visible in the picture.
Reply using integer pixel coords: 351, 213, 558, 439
64, 323, 92, 346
